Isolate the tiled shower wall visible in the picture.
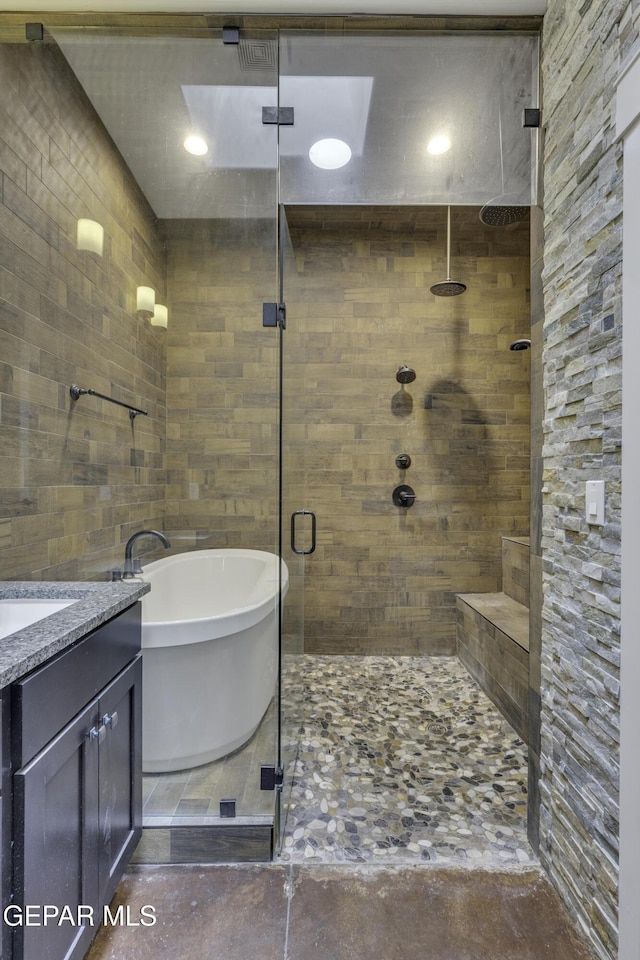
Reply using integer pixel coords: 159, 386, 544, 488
162, 220, 279, 554
0, 41, 167, 581
157, 208, 530, 656
284, 207, 531, 655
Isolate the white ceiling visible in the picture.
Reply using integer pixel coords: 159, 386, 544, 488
0, 1, 546, 13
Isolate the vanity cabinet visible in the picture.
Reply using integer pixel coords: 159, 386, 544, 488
5, 603, 142, 960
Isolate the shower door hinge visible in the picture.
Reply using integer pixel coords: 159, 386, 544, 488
260, 765, 284, 791
25, 22, 44, 41
523, 108, 541, 128
262, 302, 286, 329
222, 26, 240, 44
262, 106, 294, 126
219, 799, 236, 818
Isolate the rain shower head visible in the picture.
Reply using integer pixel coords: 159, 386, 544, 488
430, 279, 467, 297
479, 203, 529, 227
396, 365, 416, 384
430, 206, 466, 298
509, 338, 531, 351
480, 108, 529, 227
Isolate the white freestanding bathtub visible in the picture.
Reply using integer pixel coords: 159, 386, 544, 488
139, 549, 288, 774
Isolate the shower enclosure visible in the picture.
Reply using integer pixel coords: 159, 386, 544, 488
0, 18, 538, 860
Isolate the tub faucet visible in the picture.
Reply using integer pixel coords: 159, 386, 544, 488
123, 530, 171, 578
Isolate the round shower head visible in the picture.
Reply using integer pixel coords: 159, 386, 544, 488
396, 365, 416, 384
430, 278, 467, 297
509, 338, 531, 351
479, 204, 529, 227
431, 206, 466, 298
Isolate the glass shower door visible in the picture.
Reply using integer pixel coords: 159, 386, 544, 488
274, 205, 309, 852
42, 23, 283, 839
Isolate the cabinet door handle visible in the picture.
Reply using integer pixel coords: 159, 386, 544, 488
103, 712, 119, 730
89, 724, 106, 744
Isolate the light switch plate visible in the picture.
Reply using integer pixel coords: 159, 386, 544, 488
585, 480, 605, 526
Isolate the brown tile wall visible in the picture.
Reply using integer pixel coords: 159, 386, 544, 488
283, 206, 531, 655
0, 42, 167, 581
456, 597, 529, 741
0, 42, 531, 661
162, 220, 279, 554
502, 536, 530, 608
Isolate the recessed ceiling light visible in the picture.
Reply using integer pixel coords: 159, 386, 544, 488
309, 138, 352, 170
427, 135, 452, 156
184, 135, 208, 156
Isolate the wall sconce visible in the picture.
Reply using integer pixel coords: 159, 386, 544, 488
136, 286, 155, 317
151, 304, 168, 329
76, 218, 104, 256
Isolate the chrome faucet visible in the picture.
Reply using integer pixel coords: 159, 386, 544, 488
123, 530, 171, 578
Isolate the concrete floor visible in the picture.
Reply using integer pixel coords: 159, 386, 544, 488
86, 864, 594, 960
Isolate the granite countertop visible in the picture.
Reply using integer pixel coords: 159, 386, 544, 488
0, 581, 150, 687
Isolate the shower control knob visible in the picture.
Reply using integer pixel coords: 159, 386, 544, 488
393, 484, 416, 508
395, 454, 411, 470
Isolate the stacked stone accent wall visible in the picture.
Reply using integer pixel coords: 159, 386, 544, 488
539, 2, 637, 957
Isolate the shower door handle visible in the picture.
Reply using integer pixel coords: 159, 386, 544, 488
291, 510, 316, 555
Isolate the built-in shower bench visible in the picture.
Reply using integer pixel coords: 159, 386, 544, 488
456, 537, 530, 743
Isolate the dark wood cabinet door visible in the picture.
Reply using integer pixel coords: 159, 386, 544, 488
9, 608, 143, 960
13, 701, 100, 960
97, 655, 142, 905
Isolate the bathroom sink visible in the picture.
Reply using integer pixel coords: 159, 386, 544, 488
0, 599, 77, 641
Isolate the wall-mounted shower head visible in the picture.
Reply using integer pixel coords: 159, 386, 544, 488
509, 338, 531, 351
396, 365, 416, 384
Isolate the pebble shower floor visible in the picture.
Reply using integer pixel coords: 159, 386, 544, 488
279, 656, 533, 866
